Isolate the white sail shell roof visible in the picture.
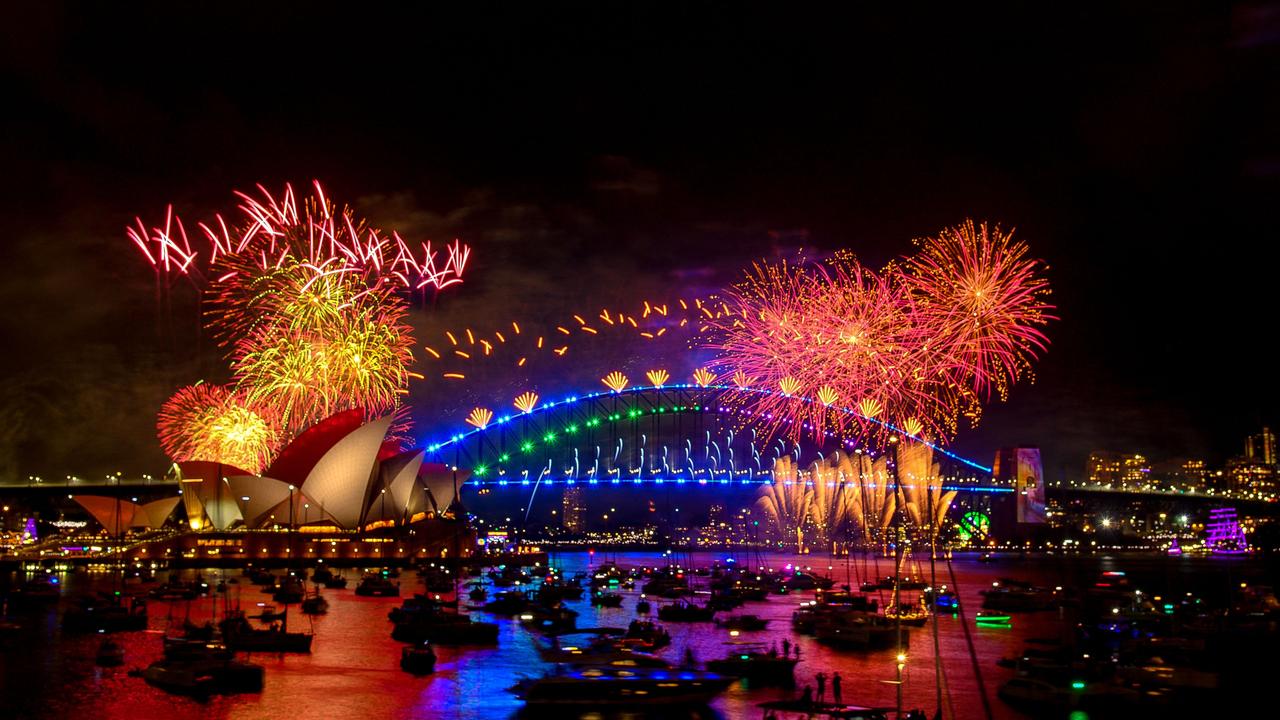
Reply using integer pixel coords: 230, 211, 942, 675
299, 415, 392, 528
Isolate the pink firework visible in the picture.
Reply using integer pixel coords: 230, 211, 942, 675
901, 220, 1054, 400
705, 223, 1053, 445
131, 181, 470, 459
126, 181, 469, 306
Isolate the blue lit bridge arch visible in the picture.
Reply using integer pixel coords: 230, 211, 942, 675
421, 384, 1007, 494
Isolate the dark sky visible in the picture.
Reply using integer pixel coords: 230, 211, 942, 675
1, 2, 1278, 482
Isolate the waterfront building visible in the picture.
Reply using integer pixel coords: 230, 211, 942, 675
1085, 451, 1151, 490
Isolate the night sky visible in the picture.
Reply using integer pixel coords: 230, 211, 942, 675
2, 3, 1277, 482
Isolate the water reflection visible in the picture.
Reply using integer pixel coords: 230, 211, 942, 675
1, 551, 1265, 719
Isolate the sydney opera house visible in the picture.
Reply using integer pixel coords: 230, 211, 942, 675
70, 409, 474, 566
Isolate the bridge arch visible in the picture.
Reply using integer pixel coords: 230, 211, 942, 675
420, 384, 994, 491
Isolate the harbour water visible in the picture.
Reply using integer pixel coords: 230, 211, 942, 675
0, 551, 1269, 719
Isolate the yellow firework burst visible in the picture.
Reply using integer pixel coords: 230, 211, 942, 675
778, 376, 801, 397
513, 391, 539, 413
465, 407, 493, 429
816, 385, 838, 406
602, 371, 629, 393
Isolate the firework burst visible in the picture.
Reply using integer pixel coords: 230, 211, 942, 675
131, 181, 469, 462
157, 384, 279, 474
706, 222, 1053, 444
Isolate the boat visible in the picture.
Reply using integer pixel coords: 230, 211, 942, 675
980, 579, 1057, 611
248, 603, 286, 622
657, 601, 715, 622
975, 611, 1012, 627
248, 569, 277, 587
705, 642, 799, 686
814, 610, 900, 650
510, 665, 735, 707
312, 567, 348, 589
623, 620, 671, 650
997, 676, 1139, 714
400, 642, 437, 675
519, 605, 579, 633
392, 604, 499, 645
272, 576, 305, 604
96, 637, 125, 667
635, 597, 651, 614
883, 602, 930, 627
715, 614, 769, 631
63, 594, 148, 633
928, 591, 959, 612
148, 581, 199, 601
590, 591, 624, 608
540, 643, 672, 668
219, 611, 313, 653
467, 582, 487, 601
483, 590, 533, 615
143, 648, 265, 698
354, 574, 400, 597
300, 589, 328, 615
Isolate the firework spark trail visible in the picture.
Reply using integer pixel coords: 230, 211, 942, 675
132, 181, 468, 464
705, 221, 1054, 445
157, 384, 279, 474
756, 444, 952, 551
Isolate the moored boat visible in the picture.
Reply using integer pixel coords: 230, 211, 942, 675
657, 601, 715, 622
354, 574, 399, 597
143, 652, 265, 698
705, 642, 799, 686
400, 642, 437, 675
510, 665, 734, 707
715, 614, 769, 631
301, 589, 328, 615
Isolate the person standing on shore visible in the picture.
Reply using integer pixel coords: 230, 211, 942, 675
816, 671, 827, 702
832, 672, 842, 704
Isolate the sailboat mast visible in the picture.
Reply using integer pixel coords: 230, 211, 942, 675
889, 435, 904, 720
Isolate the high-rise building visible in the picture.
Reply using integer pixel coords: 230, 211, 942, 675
562, 486, 586, 533
1086, 452, 1151, 489
1151, 458, 1209, 491
1246, 427, 1277, 466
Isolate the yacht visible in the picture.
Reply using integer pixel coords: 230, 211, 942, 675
219, 611, 313, 653
354, 573, 399, 597
657, 601, 715, 622
705, 642, 799, 686
715, 614, 769, 631
510, 665, 734, 707
143, 646, 264, 698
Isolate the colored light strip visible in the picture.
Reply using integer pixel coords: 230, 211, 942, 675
465, 476, 1012, 492
423, 383, 994, 473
